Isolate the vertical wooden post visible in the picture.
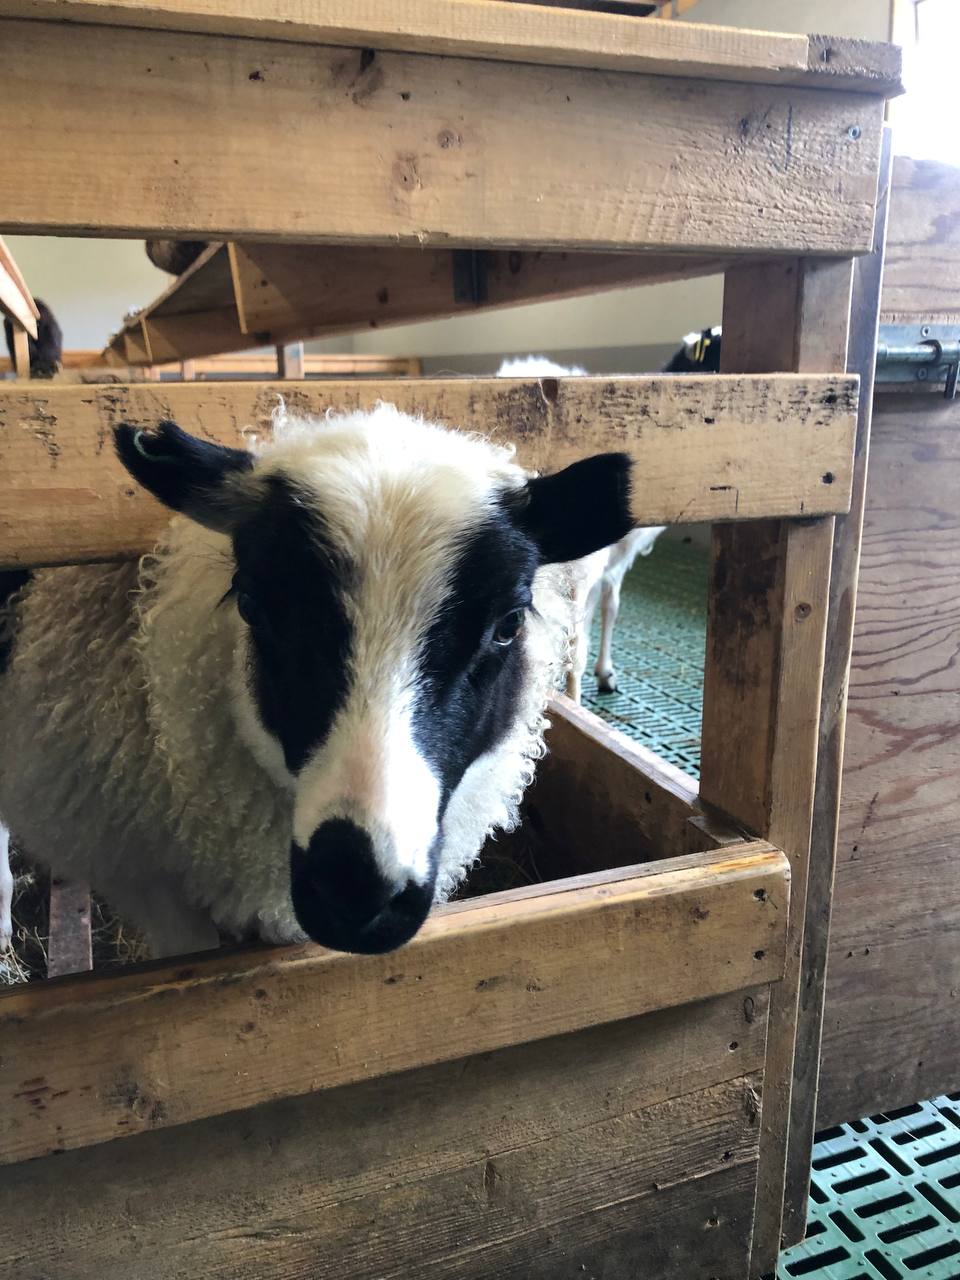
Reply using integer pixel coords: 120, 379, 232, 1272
783, 129, 893, 1240
277, 341, 305, 380
12, 323, 30, 379
700, 255, 855, 1273
46, 879, 93, 978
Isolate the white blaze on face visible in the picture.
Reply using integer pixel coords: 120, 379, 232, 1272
246, 402, 529, 893
292, 689, 442, 888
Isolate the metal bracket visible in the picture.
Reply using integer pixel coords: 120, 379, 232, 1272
452, 250, 489, 306
876, 323, 960, 399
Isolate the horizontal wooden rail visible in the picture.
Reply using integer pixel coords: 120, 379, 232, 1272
0, 841, 788, 1165
0, 19, 885, 252
0, 374, 858, 567
0, 0, 902, 94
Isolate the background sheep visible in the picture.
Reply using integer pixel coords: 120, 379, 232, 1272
496, 356, 666, 700
3, 299, 63, 379
0, 404, 632, 958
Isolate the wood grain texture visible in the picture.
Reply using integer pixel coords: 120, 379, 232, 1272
0, 19, 885, 253
784, 128, 891, 1240
529, 695, 744, 873
0, 0, 902, 93
0, 997, 766, 1279
701, 258, 855, 1271
880, 156, 960, 318
817, 391, 960, 1125
0, 375, 857, 569
45, 879, 93, 978
0, 843, 787, 1166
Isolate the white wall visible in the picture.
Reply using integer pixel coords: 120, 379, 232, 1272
6, 0, 890, 360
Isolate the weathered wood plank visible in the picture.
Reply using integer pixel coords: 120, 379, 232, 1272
784, 127, 891, 1242
527, 695, 743, 873
0, 375, 858, 569
0, 843, 788, 1165
818, 390, 960, 1125
46, 878, 93, 978
0, 997, 766, 1279
701, 258, 854, 1271
0, 0, 902, 93
0, 19, 886, 252
880, 156, 960, 318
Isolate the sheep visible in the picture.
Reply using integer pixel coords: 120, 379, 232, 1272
3, 299, 63, 379
145, 240, 210, 276
663, 325, 722, 373
0, 403, 634, 958
496, 356, 665, 700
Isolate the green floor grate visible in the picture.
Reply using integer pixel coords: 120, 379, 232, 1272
577, 539, 960, 1277
775, 1097, 960, 1279
581, 536, 708, 777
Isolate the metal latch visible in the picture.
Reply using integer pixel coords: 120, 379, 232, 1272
876, 324, 960, 399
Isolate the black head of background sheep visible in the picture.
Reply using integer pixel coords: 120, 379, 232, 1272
1, 407, 634, 957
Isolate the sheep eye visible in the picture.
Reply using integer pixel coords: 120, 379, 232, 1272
493, 609, 525, 647
236, 591, 261, 629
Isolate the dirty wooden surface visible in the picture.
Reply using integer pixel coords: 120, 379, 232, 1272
0, 375, 857, 568
880, 156, 960, 319
784, 129, 891, 1238
0, 994, 766, 1279
0, 843, 787, 1166
701, 257, 855, 1270
0, 20, 885, 253
0, 0, 903, 93
45, 879, 93, 978
818, 391, 960, 1125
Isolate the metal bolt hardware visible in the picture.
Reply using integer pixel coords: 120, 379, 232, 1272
876, 324, 960, 399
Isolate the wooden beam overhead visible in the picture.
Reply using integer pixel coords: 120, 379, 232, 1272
0, 0, 902, 94
0, 19, 886, 253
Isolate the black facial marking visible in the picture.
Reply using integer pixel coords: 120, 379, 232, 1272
232, 474, 353, 774
513, 453, 635, 565
414, 515, 539, 805
0, 569, 31, 674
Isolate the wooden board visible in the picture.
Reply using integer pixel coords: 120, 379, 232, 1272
783, 127, 891, 1240
0, 375, 858, 568
0, 994, 766, 1279
0, 842, 788, 1165
817, 390, 960, 1126
880, 156, 960, 319
701, 257, 855, 1271
530, 695, 743, 872
45, 879, 93, 978
0, 19, 886, 253
0, 0, 902, 93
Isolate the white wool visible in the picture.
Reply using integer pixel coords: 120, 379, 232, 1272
495, 355, 587, 378
0, 404, 574, 948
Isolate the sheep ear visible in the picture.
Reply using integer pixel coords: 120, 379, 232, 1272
114, 420, 254, 533
514, 453, 635, 565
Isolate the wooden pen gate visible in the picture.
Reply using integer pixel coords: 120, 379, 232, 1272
0, 5, 898, 1277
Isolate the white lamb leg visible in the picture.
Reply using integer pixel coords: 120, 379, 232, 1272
566, 574, 602, 703
595, 575, 623, 694
101, 877, 221, 960
0, 823, 12, 952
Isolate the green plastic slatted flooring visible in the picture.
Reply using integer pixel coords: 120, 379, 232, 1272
580, 538, 960, 1278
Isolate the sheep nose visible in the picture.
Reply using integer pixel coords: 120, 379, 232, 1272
289, 820, 435, 954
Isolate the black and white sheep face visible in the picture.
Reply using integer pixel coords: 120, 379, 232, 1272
115, 409, 633, 954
